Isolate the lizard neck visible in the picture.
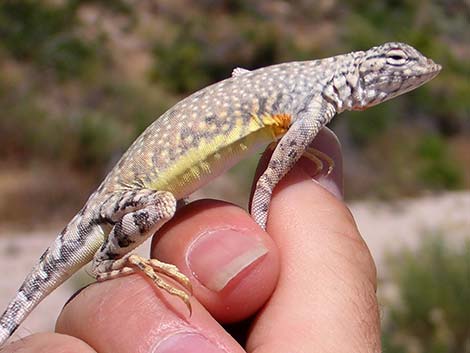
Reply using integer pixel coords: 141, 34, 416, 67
304, 52, 366, 113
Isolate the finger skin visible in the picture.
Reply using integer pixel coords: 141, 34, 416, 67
1, 333, 96, 353
247, 129, 381, 353
56, 202, 279, 353
153, 200, 280, 322
56, 275, 245, 353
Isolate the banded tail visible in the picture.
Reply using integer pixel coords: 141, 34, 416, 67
0, 212, 104, 346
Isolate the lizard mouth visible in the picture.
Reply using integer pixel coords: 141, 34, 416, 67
425, 59, 442, 77
410, 59, 442, 86
423, 66, 441, 84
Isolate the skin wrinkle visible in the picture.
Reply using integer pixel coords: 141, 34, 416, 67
305, 226, 380, 352
268, 254, 377, 352
347, 287, 381, 352
319, 227, 378, 291
63, 278, 203, 353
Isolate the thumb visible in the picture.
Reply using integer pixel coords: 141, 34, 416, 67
247, 128, 381, 353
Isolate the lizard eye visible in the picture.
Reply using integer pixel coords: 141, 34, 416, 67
386, 49, 408, 66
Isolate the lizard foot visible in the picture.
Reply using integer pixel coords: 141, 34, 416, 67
266, 142, 334, 175
96, 254, 193, 313
303, 147, 335, 176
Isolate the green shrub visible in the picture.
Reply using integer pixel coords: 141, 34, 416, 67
40, 36, 97, 79
0, 0, 468, 197
344, 104, 397, 146
382, 233, 470, 353
150, 18, 300, 94
0, 0, 99, 79
152, 34, 211, 93
416, 134, 463, 190
0, 0, 74, 60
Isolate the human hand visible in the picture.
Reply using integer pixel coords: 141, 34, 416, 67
3, 128, 381, 352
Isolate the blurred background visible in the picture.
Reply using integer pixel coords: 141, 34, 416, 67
0, 0, 468, 351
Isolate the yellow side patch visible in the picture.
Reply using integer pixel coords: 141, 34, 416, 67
148, 111, 292, 198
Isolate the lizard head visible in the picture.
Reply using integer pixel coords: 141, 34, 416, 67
353, 42, 441, 110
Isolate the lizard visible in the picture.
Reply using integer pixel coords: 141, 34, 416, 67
0, 42, 441, 346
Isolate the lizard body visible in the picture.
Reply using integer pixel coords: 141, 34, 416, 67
0, 42, 440, 345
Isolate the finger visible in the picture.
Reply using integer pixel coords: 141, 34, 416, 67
56, 275, 246, 353
247, 128, 381, 353
56, 201, 279, 352
1, 332, 96, 353
152, 200, 280, 323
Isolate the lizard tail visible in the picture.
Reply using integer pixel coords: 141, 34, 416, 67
0, 212, 104, 346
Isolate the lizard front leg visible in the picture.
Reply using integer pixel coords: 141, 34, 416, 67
92, 190, 192, 310
251, 100, 336, 229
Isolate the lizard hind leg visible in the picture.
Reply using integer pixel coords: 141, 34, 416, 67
92, 190, 192, 311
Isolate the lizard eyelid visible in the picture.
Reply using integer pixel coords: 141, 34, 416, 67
386, 48, 407, 58
386, 49, 408, 66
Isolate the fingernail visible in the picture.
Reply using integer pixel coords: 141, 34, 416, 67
186, 228, 268, 292
153, 333, 227, 353
314, 173, 343, 200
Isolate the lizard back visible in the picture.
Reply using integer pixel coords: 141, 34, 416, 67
100, 62, 320, 199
